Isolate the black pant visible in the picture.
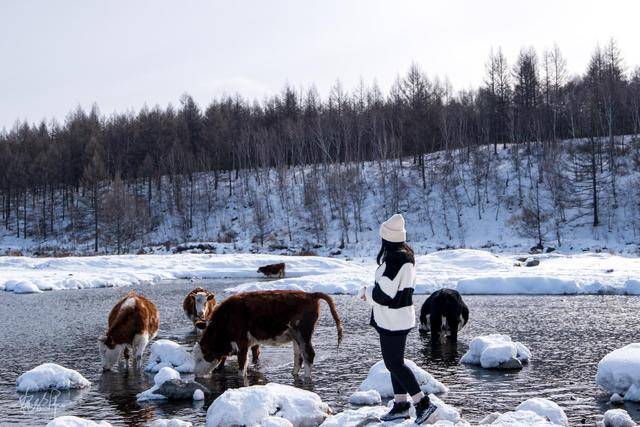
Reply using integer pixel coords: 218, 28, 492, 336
379, 332, 421, 396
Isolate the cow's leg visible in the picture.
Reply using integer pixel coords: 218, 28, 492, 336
119, 347, 129, 369
430, 312, 443, 344
251, 345, 260, 364
237, 345, 249, 378
445, 313, 459, 343
301, 340, 316, 379
132, 333, 149, 370
215, 356, 227, 371
292, 340, 303, 376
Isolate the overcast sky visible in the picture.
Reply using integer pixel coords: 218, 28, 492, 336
1, 0, 639, 130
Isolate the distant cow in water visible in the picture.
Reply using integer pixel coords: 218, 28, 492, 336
183, 287, 217, 330
419, 289, 469, 344
193, 290, 343, 379
257, 262, 286, 278
98, 291, 159, 370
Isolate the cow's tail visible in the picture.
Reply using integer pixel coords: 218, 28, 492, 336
312, 292, 344, 347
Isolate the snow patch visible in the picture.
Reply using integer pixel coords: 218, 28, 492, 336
46, 416, 112, 427
348, 390, 381, 405
358, 359, 448, 397
461, 334, 531, 369
145, 339, 195, 373
516, 398, 568, 426
596, 343, 640, 400
205, 383, 331, 427
16, 363, 90, 392
193, 388, 205, 401
149, 420, 193, 427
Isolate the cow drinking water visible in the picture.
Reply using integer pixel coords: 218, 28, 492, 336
183, 287, 216, 330
98, 291, 159, 370
419, 288, 469, 343
193, 290, 343, 379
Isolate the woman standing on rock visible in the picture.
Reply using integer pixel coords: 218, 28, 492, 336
360, 214, 437, 424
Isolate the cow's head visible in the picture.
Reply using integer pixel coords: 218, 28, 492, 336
98, 335, 121, 371
257, 266, 266, 274
193, 327, 232, 376
194, 292, 215, 318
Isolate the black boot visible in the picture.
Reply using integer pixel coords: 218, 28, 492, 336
414, 395, 438, 424
380, 400, 411, 421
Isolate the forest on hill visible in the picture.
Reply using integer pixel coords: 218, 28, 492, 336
1, 41, 639, 254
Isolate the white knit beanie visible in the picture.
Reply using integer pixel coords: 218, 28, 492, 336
379, 214, 406, 243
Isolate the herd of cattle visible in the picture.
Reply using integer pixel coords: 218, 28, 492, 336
97, 263, 469, 379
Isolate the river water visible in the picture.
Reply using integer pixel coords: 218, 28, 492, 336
0, 280, 638, 426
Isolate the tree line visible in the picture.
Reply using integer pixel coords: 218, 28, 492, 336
1, 40, 639, 252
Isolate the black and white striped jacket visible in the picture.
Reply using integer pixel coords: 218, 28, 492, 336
364, 251, 416, 334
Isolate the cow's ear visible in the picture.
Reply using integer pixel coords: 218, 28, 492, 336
207, 294, 215, 301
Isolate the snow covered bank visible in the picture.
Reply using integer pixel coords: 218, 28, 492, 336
357, 359, 448, 397
3, 249, 640, 296
461, 334, 531, 369
0, 253, 360, 293
145, 339, 195, 373
16, 363, 91, 392
205, 383, 331, 427
596, 343, 640, 401
227, 249, 640, 295
46, 417, 112, 427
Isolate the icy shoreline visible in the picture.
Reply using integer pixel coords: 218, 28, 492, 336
1, 249, 640, 295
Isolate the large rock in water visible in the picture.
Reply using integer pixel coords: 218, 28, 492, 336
496, 358, 523, 370
155, 378, 209, 400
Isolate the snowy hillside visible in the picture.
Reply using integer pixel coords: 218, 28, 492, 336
2, 137, 640, 256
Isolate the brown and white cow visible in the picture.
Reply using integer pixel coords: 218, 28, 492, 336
182, 287, 216, 330
257, 262, 285, 278
98, 291, 159, 371
193, 290, 343, 379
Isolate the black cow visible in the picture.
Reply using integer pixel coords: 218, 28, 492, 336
419, 289, 469, 343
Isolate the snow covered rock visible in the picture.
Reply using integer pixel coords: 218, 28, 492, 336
145, 339, 195, 373
623, 280, 640, 295
461, 334, 531, 369
206, 383, 331, 427
596, 343, 640, 400
12, 280, 43, 294
609, 393, 625, 404
193, 388, 205, 401
358, 359, 448, 397
486, 409, 562, 426
46, 416, 112, 427
457, 276, 579, 295
149, 420, 193, 427
136, 367, 181, 401
319, 406, 388, 427
600, 409, 637, 427
321, 395, 466, 427
348, 389, 381, 406
516, 398, 568, 426
16, 363, 91, 392
154, 378, 209, 400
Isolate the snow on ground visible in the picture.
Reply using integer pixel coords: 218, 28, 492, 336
357, 359, 448, 397
2, 249, 640, 296
486, 409, 564, 426
596, 343, 640, 401
460, 334, 531, 369
137, 367, 181, 401
599, 409, 638, 427
321, 394, 465, 426
46, 417, 112, 427
205, 383, 331, 427
16, 363, 91, 392
145, 339, 195, 373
